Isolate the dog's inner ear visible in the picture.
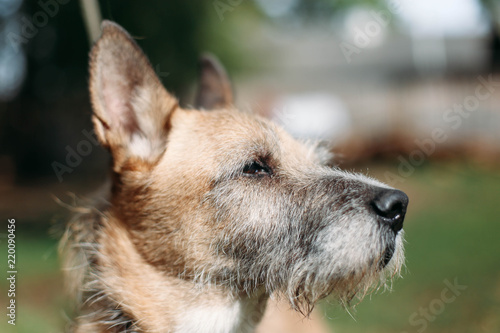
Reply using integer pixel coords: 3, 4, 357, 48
89, 21, 178, 170
194, 54, 234, 110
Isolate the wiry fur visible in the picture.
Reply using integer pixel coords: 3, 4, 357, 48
60, 21, 408, 333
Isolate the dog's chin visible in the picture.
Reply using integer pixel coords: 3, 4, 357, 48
282, 231, 405, 314
337, 231, 405, 303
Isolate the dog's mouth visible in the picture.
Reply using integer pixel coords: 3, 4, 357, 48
380, 242, 395, 269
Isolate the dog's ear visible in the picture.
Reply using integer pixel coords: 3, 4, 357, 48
194, 53, 233, 109
89, 20, 178, 171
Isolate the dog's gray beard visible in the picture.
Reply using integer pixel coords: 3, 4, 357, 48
196, 175, 405, 314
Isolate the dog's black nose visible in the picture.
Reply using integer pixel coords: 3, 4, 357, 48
371, 189, 408, 233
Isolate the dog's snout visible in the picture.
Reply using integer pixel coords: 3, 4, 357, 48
371, 189, 408, 233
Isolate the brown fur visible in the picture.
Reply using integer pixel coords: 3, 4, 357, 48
61, 20, 407, 333
60, 21, 298, 333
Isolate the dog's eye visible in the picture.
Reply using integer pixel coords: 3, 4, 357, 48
243, 161, 271, 176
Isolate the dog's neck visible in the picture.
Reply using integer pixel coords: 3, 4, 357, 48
92, 217, 268, 333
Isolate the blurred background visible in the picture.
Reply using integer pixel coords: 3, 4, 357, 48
0, 0, 499, 332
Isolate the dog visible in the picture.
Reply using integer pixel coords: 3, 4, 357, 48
60, 20, 408, 333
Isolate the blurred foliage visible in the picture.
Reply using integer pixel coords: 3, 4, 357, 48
293, 0, 386, 16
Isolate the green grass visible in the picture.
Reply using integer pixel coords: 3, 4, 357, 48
1, 162, 499, 332
0, 227, 64, 333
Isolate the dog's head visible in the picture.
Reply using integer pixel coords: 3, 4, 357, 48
90, 21, 408, 313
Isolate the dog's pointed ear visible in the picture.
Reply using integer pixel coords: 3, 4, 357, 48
89, 20, 178, 171
194, 53, 234, 110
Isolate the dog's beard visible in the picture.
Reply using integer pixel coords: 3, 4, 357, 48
281, 230, 405, 314
191, 221, 404, 316
265, 226, 405, 315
